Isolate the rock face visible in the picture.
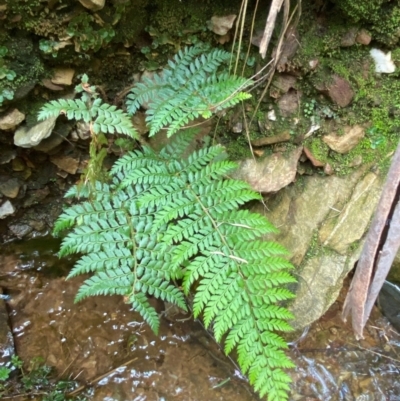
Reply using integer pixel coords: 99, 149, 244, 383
233, 147, 302, 193
14, 116, 58, 148
254, 167, 383, 329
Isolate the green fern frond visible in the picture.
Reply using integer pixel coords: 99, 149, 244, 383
55, 132, 296, 400
126, 46, 253, 137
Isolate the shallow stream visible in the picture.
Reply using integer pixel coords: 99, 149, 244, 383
1, 237, 400, 400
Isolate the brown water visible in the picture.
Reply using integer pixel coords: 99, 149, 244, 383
1, 237, 400, 400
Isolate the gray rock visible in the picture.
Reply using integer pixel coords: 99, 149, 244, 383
277, 89, 300, 117
233, 147, 302, 193
50, 154, 80, 175
0, 178, 21, 198
8, 223, 33, 238
34, 121, 71, 153
0, 108, 25, 130
0, 200, 15, 219
14, 116, 58, 148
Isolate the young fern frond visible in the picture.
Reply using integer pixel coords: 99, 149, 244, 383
126, 46, 253, 137
54, 133, 296, 400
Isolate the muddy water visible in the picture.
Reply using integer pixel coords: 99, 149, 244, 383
1, 237, 400, 400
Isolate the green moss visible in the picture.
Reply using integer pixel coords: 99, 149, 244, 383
333, 0, 400, 46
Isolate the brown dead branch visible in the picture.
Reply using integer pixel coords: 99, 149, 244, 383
343, 143, 400, 339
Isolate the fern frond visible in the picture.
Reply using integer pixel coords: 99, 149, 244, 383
55, 131, 296, 400
126, 46, 254, 137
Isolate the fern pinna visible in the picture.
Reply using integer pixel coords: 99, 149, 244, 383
54, 134, 296, 400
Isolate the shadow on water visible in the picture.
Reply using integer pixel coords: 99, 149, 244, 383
1, 236, 400, 400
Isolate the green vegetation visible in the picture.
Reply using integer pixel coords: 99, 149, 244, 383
126, 46, 252, 137
0, 355, 86, 400
0, 45, 16, 106
40, 48, 297, 400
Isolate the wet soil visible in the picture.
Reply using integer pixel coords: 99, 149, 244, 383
1, 237, 400, 401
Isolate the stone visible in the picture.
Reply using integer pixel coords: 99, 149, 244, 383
0, 108, 25, 130
11, 157, 25, 171
14, 116, 58, 148
319, 172, 382, 254
324, 163, 334, 175
0, 179, 21, 198
76, 121, 91, 140
267, 110, 276, 121
0, 145, 16, 164
326, 75, 354, 107
50, 154, 80, 174
277, 89, 299, 117
51, 68, 75, 86
270, 74, 297, 98
207, 15, 236, 35
22, 187, 51, 208
370, 48, 396, 74
340, 28, 357, 47
78, 0, 105, 11
356, 29, 372, 45
0, 200, 15, 219
303, 147, 325, 167
232, 146, 302, 193
378, 282, 400, 332
251, 131, 291, 147
309, 59, 319, 70
232, 121, 243, 134
34, 122, 71, 153
275, 26, 299, 72
323, 125, 365, 154
8, 223, 33, 238
42, 79, 64, 91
